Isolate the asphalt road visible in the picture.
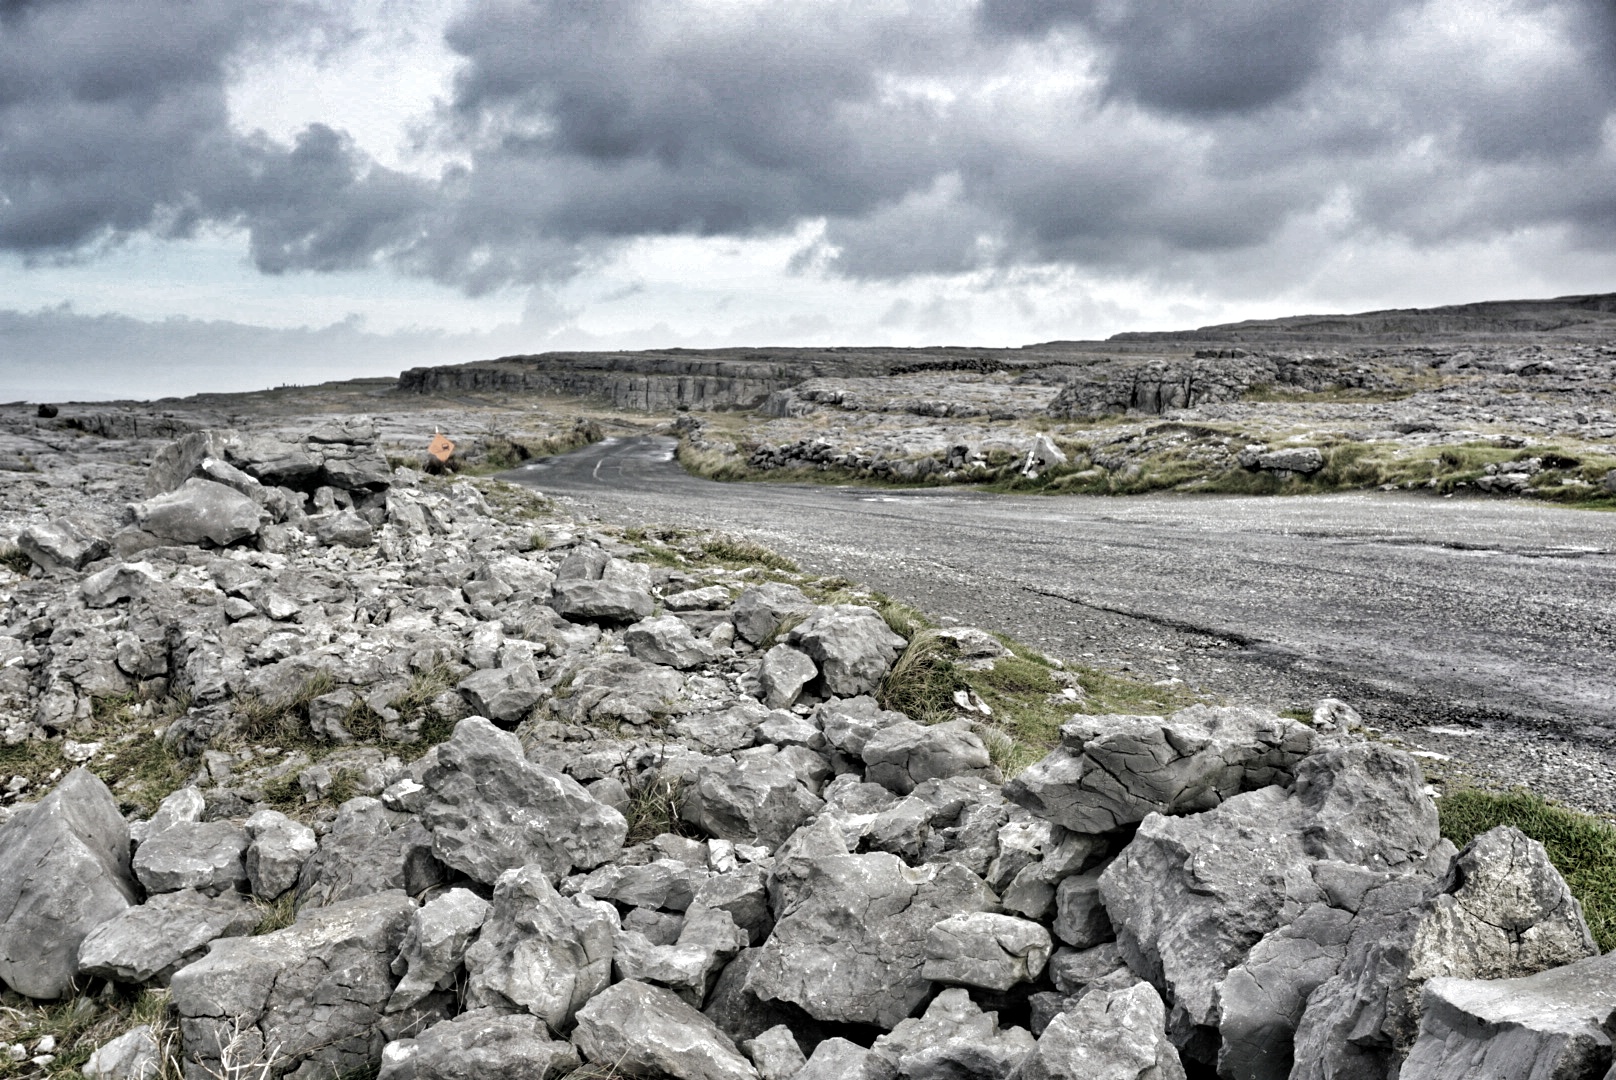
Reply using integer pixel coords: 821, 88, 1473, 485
506, 435, 1616, 802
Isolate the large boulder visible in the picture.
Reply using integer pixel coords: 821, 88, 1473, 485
746, 845, 998, 1028
861, 718, 999, 794
863, 987, 1034, 1080
1099, 743, 1441, 1059
731, 584, 816, 646
146, 429, 234, 496
552, 579, 655, 623
1012, 983, 1185, 1080
132, 820, 249, 896
78, 890, 258, 986
387, 887, 490, 1014
133, 478, 262, 546
463, 864, 618, 1031
626, 615, 718, 670
1289, 825, 1597, 1080
788, 605, 906, 697
572, 980, 758, 1080
0, 769, 138, 999
1399, 951, 1616, 1080
1004, 705, 1314, 836
419, 717, 628, 884
18, 515, 109, 572
379, 1010, 580, 1080
170, 891, 435, 1080
921, 912, 1053, 992
295, 797, 445, 909
679, 751, 825, 849
244, 810, 317, 901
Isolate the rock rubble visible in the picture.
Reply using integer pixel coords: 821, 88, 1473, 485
0, 418, 1605, 1080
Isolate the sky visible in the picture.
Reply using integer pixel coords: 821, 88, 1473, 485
2, 0, 1614, 401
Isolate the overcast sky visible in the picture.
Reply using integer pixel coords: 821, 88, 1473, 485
3, 0, 1614, 400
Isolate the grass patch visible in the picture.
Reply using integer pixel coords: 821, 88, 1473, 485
625, 776, 691, 846
232, 671, 338, 747
1437, 787, 1616, 952
0, 694, 193, 815
0, 987, 178, 1080
879, 632, 970, 725
252, 892, 299, 936
0, 547, 31, 575
696, 536, 798, 573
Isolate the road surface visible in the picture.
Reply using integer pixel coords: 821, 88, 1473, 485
505, 435, 1616, 807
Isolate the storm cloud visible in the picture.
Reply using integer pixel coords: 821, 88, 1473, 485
2, 0, 1613, 295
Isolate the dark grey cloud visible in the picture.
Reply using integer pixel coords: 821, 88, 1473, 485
2, 0, 1614, 297
0, 0, 427, 266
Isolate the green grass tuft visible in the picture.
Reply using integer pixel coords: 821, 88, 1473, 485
1438, 787, 1616, 952
879, 632, 970, 725
0, 547, 31, 575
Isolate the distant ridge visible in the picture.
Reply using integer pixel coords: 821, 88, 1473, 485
1106, 292, 1616, 345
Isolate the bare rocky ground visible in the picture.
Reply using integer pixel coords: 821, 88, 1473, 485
1, 293, 1614, 1079
0, 402, 1611, 1080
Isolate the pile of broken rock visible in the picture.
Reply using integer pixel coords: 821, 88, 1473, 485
0, 426, 1612, 1080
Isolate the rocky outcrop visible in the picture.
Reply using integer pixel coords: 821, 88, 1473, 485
0, 769, 138, 999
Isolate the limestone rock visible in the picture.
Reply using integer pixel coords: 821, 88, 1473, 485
552, 579, 654, 623
1100, 743, 1440, 1056
627, 615, 718, 670
742, 1025, 806, 1080
1004, 704, 1314, 836
456, 664, 545, 725
82, 1025, 162, 1080
861, 718, 999, 795
145, 430, 234, 496
613, 904, 749, 1006
573, 980, 759, 1080
549, 655, 685, 726
1052, 866, 1114, 948
572, 858, 711, 912
170, 891, 427, 1080
0, 769, 138, 999
313, 508, 374, 548
1400, 951, 1616, 1080
244, 809, 317, 901
378, 1010, 580, 1080
387, 888, 490, 1013
680, 751, 825, 849
78, 890, 257, 986
858, 987, 1034, 1080
815, 696, 910, 757
788, 605, 906, 697
420, 717, 627, 885
796, 1039, 870, 1080
1290, 825, 1598, 1080
133, 479, 261, 546
464, 864, 617, 1031
759, 644, 818, 709
746, 848, 997, 1028
674, 701, 768, 754
1013, 983, 1185, 1080
132, 820, 248, 896
731, 583, 816, 646
921, 912, 1053, 992
296, 797, 445, 909
18, 515, 109, 572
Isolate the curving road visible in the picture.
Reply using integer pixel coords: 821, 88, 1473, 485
505, 435, 1616, 804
